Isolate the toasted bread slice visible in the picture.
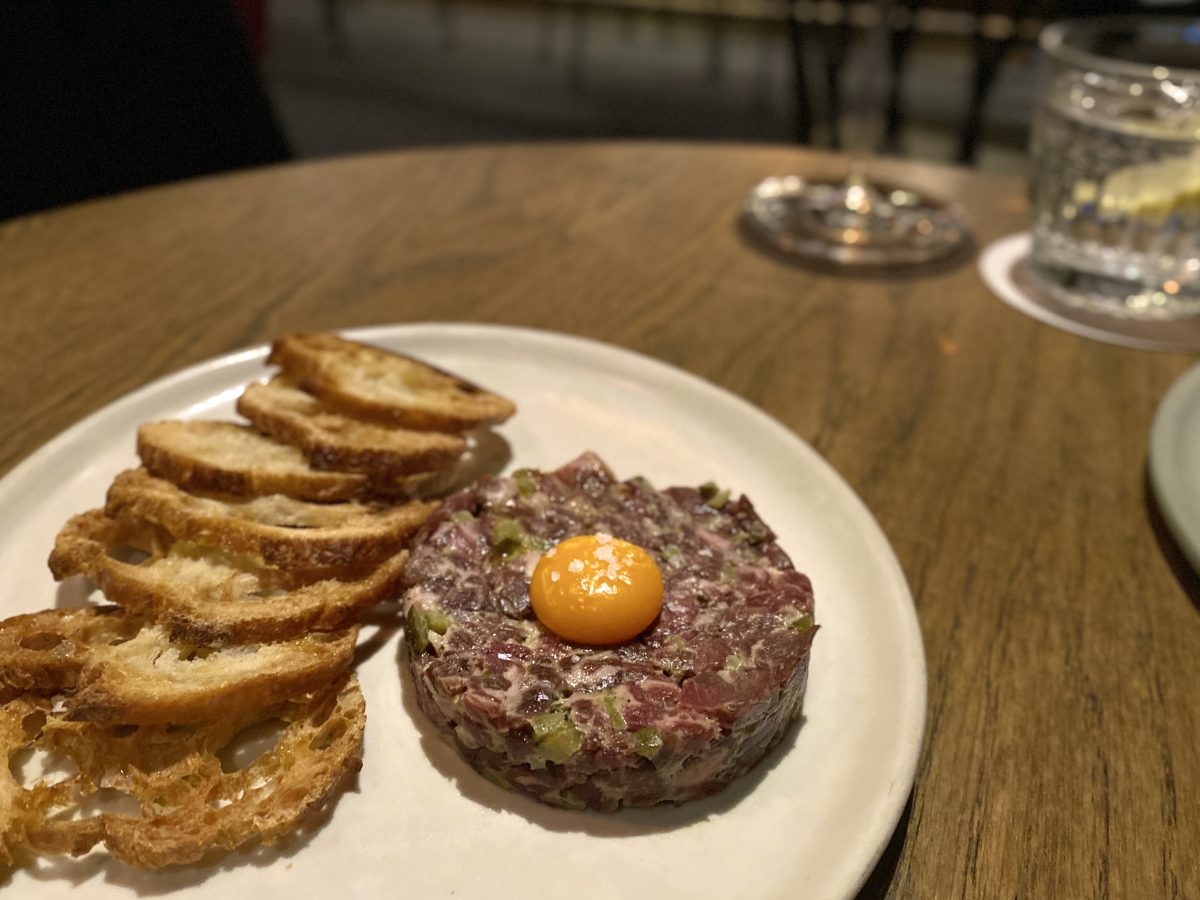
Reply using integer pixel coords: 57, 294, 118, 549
238, 378, 467, 478
138, 419, 439, 501
269, 332, 516, 432
49, 510, 408, 644
0, 606, 138, 703
138, 420, 371, 502
1, 673, 364, 868
0, 606, 356, 724
105, 468, 434, 578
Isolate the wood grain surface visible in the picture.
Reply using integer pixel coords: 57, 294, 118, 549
1, 143, 1196, 898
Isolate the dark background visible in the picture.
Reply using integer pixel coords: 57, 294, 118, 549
3, 0, 1199, 220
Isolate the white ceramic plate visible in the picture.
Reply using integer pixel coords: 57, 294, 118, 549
0, 323, 926, 900
1150, 362, 1200, 572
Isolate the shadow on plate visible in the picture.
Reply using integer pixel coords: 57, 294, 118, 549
354, 611, 401, 667
411, 428, 512, 500
54, 576, 98, 610
1145, 469, 1200, 614
397, 640, 808, 837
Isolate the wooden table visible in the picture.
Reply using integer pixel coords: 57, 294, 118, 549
1, 143, 1196, 897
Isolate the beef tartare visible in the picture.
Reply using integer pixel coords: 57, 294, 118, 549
400, 453, 817, 811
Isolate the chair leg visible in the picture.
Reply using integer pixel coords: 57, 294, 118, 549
882, 0, 919, 153
786, 5, 812, 144
958, 0, 1027, 164
819, 16, 851, 149
750, 19, 776, 116
958, 37, 1002, 163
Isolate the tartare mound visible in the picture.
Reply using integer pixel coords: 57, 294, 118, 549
400, 452, 817, 811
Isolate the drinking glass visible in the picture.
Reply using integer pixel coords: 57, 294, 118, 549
1030, 18, 1200, 320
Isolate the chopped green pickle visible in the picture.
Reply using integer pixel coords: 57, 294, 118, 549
407, 605, 452, 654
530, 712, 565, 742
450, 509, 474, 524
491, 516, 550, 560
661, 544, 683, 564
602, 691, 627, 731
698, 481, 720, 500
705, 488, 731, 509
530, 709, 583, 763
492, 518, 526, 560
539, 726, 582, 765
426, 606, 451, 635
789, 613, 815, 633
633, 727, 663, 759
494, 519, 524, 541
513, 468, 538, 498
725, 654, 745, 671
406, 607, 430, 654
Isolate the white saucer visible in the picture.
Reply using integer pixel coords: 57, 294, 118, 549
979, 232, 1200, 353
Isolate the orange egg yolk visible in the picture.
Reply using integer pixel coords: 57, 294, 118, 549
529, 534, 664, 645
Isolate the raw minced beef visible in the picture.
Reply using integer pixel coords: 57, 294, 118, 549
400, 452, 817, 811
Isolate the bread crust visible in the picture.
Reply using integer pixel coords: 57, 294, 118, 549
0, 606, 357, 725
1, 674, 365, 868
0, 606, 137, 703
238, 378, 467, 478
104, 468, 435, 578
269, 332, 516, 432
50, 509, 408, 643
138, 420, 372, 502
69, 625, 357, 725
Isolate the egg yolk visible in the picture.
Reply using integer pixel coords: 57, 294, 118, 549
530, 534, 664, 645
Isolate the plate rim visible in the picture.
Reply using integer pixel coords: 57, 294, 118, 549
1150, 360, 1200, 572
0, 321, 927, 900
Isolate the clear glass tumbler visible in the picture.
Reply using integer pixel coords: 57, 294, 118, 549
1029, 18, 1200, 320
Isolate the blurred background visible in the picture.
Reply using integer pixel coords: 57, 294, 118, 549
3, 0, 1198, 220
263, 0, 1042, 172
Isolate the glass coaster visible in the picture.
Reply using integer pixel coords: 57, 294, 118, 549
979, 232, 1200, 353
